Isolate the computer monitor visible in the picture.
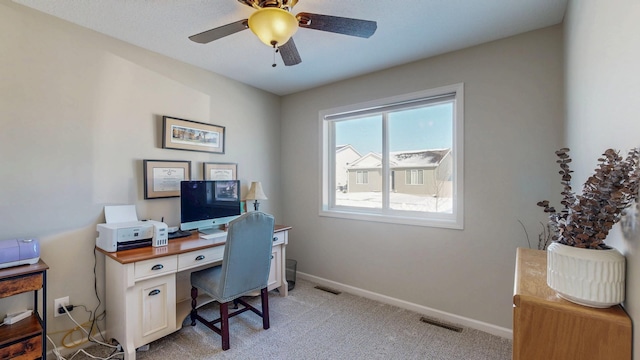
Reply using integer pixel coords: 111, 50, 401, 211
180, 180, 241, 234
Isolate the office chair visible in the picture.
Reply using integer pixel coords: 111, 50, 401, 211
190, 211, 275, 350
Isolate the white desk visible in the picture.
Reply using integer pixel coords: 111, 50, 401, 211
98, 225, 290, 360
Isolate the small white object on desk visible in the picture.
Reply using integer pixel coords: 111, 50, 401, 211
199, 230, 227, 243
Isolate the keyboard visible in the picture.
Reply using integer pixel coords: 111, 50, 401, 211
199, 230, 227, 241
168, 230, 192, 239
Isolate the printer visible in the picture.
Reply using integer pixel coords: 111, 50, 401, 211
0, 238, 40, 270
96, 220, 168, 252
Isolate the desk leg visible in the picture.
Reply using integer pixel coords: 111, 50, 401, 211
122, 342, 136, 360
41, 270, 47, 360
279, 245, 288, 297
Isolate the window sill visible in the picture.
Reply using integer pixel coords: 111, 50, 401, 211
319, 208, 463, 229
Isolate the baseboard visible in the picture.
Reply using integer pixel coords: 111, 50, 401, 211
297, 272, 513, 339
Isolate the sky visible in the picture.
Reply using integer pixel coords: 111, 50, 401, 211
335, 102, 453, 155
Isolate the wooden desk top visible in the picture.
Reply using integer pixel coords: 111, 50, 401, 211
97, 225, 291, 265
514, 247, 630, 325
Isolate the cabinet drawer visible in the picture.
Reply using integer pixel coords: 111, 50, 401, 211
0, 273, 43, 299
178, 246, 225, 271
273, 231, 286, 245
134, 256, 177, 280
0, 334, 42, 360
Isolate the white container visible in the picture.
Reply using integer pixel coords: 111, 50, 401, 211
547, 242, 625, 308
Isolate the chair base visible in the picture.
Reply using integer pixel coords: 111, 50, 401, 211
190, 287, 270, 350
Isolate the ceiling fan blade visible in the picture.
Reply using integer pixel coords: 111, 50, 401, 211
189, 19, 249, 44
279, 38, 302, 66
296, 12, 377, 38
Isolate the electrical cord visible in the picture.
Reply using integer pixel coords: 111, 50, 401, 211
46, 243, 123, 359
91, 246, 109, 343
48, 305, 100, 348
60, 304, 116, 349
47, 334, 123, 360
48, 306, 123, 360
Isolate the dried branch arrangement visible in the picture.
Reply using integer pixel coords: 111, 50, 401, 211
518, 220, 553, 250
538, 148, 640, 249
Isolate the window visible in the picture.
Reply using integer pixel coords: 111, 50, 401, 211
406, 170, 424, 185
356, 170, 369, 184
405, 170, 424, 185
320, 83, 464, 229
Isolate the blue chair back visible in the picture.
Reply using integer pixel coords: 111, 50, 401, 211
217, 211, 275, 302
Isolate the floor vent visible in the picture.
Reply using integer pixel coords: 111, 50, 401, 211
420, 316, 463, 332
314, 285, 341, 295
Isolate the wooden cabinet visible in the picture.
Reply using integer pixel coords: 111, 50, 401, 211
513, 248, 631, 360
0, 260, 49, 360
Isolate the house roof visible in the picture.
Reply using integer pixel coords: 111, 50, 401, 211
391, 149, 451, 169
336, 144, 362, 157
348, 152, 382, 169
347, 149, 450, 170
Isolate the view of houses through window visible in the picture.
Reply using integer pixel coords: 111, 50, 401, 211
321, 84, 464, 228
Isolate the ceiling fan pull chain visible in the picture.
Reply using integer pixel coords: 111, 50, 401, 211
272, 42, 279, 67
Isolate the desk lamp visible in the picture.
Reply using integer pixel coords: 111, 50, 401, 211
246, 181, 267, 211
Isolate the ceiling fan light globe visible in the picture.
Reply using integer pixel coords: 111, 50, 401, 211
248, 8, 299, 47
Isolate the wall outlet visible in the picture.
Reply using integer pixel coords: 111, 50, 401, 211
54, 296, 69, 317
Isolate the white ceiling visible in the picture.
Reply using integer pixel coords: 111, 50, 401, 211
12, 0, 567, 96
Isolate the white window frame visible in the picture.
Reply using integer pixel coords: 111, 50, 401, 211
319, 83, 464, 229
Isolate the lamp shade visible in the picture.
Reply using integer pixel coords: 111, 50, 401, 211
246, 181, 268, 201
248, 7, 299, 47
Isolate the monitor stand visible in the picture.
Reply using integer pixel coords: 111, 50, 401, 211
198, 227, 227, 241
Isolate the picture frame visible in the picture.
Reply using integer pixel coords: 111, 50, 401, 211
162, 116, 225, 154
203, 162, 237, 180
143, 160, 191, 199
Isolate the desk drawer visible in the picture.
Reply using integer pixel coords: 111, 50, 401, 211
273, 231, 286, 245
178, 246, 225, 271
134, 256, 177, 280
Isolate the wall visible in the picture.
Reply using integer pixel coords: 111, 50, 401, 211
0, 1, 281, 351
281, 25, 565, 333
564, 0, 640, 357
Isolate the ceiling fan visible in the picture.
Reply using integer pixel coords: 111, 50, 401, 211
189, 0, 377, 66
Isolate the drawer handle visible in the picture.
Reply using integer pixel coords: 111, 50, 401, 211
273, 237, 277, 242
195, 255, 205, 261
148, 289, 161, 296
151, 264, 164, 271
271, 255, 274, 259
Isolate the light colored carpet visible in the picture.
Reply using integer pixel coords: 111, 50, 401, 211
71, 279, 512, 359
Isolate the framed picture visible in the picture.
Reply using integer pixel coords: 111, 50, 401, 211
143, 160, 191, 199
203, 162, 237, 180
162, 116, 225, 154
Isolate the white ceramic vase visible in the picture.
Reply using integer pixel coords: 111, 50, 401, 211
547, 242, 625, 308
